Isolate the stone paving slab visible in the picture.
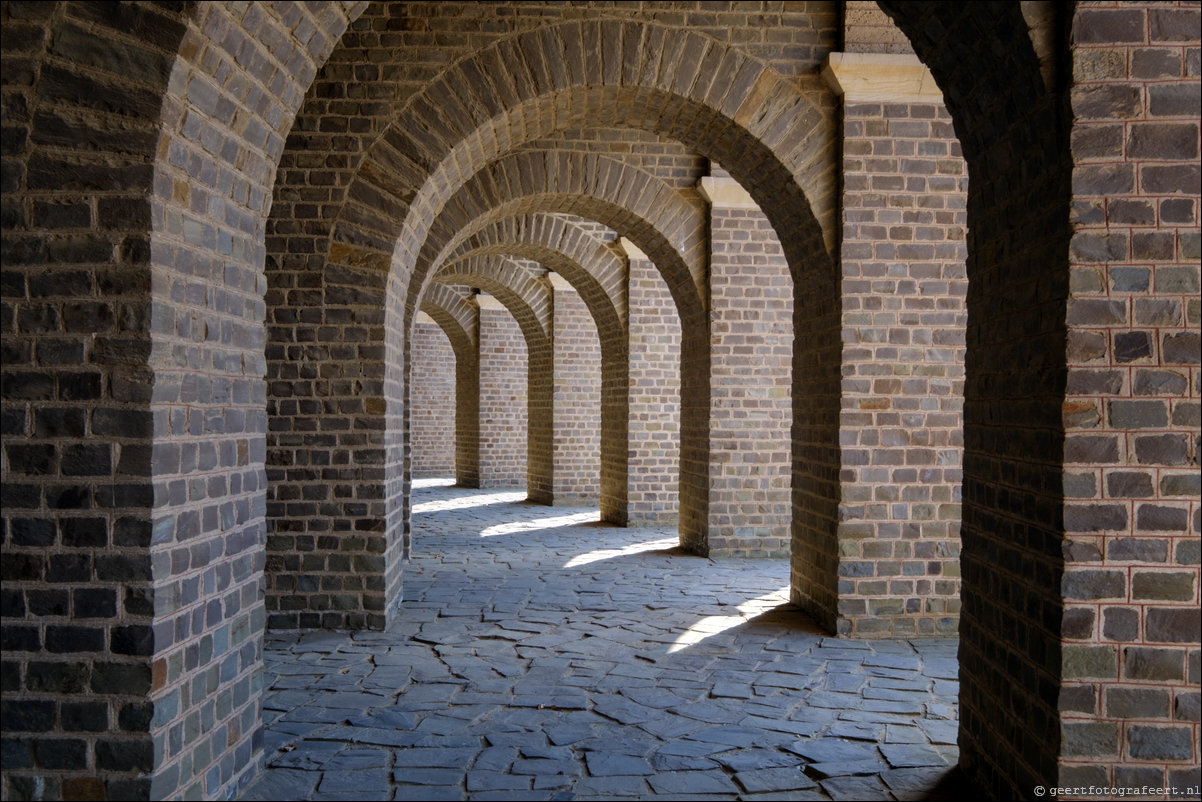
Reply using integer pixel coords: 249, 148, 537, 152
239, 482, 964, 801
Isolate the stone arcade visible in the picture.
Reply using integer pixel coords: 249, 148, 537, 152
1, 2, 1198, 799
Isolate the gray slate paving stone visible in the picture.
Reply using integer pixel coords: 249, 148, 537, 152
240, 483, 963, 802
736, 766, 819, 793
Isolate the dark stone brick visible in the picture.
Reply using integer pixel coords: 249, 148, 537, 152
0, 738, 34, 770
10, 517, 55, 546
1128, 122, 1200, 160
1063, 569, 1127, 600
1115, 766, 1168, 788
1106, 687, 1170, 719
0, 588, 26, 617
1063, 607, 1095, 639
61, 517, 107, 548
58, 371, 103, 401
118, 701, 153, 732
1135, 434, 1189, 465
35, 407, 87, 438
1136, 505, 1189, 533
1109, 400, 1167, 428
1107, 537, 1167, 563
111, 625, 154, 656
1109, 266, 1149, 292
1103, 607, 1140, 641
1114, 331, 1153, 363
1064, 505, 1127, 534
1127, 725, 1193, 760
1143, 163, 1201, 195
1146, 608, 1201, 643
96, 738, 154, 772
61, 701, 109, 732
1066, 435, 1120, 463
1061, 721, 1118, 757
1133, 570, 1195, 601
46, 624, 105, 653
0, 699, 55, 732
1059, 685, 1096, 714
1176, 540, 1201, 566
1160, 198, 1196, 225
1171, 402, 1201, 428
1163, 332, 1200, 364
1063, 472, 1097, 499
1150, 8, 1202, 42
1064, 645, 1117, 679
73, 587, 118, 618
26, 589, 68, 616
0, 625, 40, 652
91, 662, 151, 695
1176, 691, 1201, 723
46, 553, 91, 583
26, 661, 89, 693
95, 554, 152, 582
1134, 369, 1188, 396
1106, 471, 1154, 498
5, 443, 56, 475
35, 737, 88, 769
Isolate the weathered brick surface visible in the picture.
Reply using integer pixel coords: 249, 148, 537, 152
550, 275, 602, 505
834, 99, 967, 637
627, 247, 681, 525
4, 3, 1197, 801
705, 187, 793, 559
410, 317, 456, 477
420, 283, 481, 488
1061, 1, 1202, 788
477, 295, 530, 489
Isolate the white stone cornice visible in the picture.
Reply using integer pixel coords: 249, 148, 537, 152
697, 176, 759, 209
822, 52, 943, 103
475, 292, 505, 311
619, 237, 647, 262
547, 272, 574, 292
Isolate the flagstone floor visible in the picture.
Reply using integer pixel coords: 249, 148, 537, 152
239, 479, 964, 801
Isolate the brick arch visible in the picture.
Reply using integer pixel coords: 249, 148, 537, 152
435, 263, 556, 502
418, 283, 479, 488
331, 20, 835, 282
415, 150, 705, 327
2, 1, 367, 799
435, 220, 633, 521
876, 3, 1078, 797
439, 212, 629, 334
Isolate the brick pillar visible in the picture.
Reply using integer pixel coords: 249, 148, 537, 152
1061, 3, 1201, 789
476, 294, 528, 489
699, 175, 793, 557
410, 314, 456, 478
823, 53, 967, 637
625, 238, 681, 525
549, 272, 601, 505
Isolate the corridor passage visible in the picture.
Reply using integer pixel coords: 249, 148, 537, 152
241, 481, 962, 801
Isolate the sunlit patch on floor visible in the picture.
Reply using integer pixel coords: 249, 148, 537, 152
668, 586, 791, 653
480, 509, 600, 537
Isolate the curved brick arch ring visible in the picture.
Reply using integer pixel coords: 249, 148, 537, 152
414, 150, 703, 338
434, 260, 558, 502
418, 284, 483, 489
437, 212, 629, 336
435, 221, 633, 521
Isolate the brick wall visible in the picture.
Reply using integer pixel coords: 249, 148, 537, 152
478, 296, 529, 488
1061, 1, 1201, 788
704, 181, 794, 558
627, 243, 681, 525
550, 275, 602, 505
835, 97, 966, 637
410, 316, 456, 478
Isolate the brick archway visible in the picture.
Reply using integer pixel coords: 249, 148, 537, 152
418, 284, 480, 489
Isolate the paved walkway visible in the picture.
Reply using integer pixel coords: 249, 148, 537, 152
240, 480, 963, 801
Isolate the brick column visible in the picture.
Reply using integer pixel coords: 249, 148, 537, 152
410, 314, 456, 478
823, 52, 967, 637
699, 175, 793, 557
476, 294, 529, 489
549, 272, 601, 505
1061, 3, 1201, 789
625, 238, 681, 525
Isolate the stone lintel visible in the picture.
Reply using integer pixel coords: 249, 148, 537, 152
619, 237, 648, 262
547, 271, 574, 292
822, 52, 943, 103
475, 292, 505, 311
697, 176, 759, 209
